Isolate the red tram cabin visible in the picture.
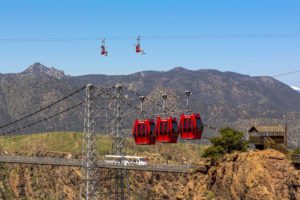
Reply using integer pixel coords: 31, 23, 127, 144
179, 113, 203, 139
155, 117, 179, 143
132, 119, 156, 145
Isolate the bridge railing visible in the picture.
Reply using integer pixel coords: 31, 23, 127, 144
0, 156, 191, 173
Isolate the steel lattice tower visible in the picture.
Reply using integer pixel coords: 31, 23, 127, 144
80, 84, 98, 200
113, 84, 129, 200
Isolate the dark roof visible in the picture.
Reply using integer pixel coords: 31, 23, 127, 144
248, 125, 284, 133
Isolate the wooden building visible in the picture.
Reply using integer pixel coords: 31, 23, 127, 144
248, 125, 286, 149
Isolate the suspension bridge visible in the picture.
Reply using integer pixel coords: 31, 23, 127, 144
0, 156, 190, 173
0, 83, 299, 199
0, 83, 206, 200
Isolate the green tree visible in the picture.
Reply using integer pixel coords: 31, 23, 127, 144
202, 127, 249, 162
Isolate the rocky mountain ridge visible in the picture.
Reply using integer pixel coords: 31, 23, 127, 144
1, 63, 300, 140
70, 65, 300, 115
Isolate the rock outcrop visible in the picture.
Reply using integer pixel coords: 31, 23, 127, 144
206, 149, 300, 200
0, 149, 299, 199
22, 62, 67, 79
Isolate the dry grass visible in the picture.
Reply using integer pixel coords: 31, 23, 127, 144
0, 132, 205, 164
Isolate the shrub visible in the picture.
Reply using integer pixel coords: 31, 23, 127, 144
202, 127, 249, 162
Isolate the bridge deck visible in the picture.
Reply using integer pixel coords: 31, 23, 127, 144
0, 156, 190, 173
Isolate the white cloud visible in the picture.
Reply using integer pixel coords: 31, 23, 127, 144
290, 86, 300, 91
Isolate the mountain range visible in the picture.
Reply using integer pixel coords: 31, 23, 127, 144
0, 62, 300, 144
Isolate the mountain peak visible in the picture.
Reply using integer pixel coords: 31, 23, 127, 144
23, 62, 66, 79
169, 66, 188, 72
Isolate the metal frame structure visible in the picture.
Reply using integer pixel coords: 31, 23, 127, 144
1, 82, 299, 198
0, 155, 191, 173
80, 84, 98, 200
0, 83, 229, 199
113, 84, 129, 200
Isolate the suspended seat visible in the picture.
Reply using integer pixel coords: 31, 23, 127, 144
179, 113, 204, 140
155, 117, 179, 143
132, 119, 156, 145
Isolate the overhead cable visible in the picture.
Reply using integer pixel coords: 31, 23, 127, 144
1, 34, 300, 43
122, 86, 219, 132
272, 70, 300, 78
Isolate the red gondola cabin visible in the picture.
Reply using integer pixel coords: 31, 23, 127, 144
132, 119, 156, 145
179, 113, 203, 139
155, 117, 179, 143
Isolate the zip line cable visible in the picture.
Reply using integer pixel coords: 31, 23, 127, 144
1, 34, 300, 43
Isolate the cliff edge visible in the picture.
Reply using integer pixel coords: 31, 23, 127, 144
206, 149, 300, 200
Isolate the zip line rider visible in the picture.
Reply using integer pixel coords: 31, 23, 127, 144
101, 38, 108, 56
135, 36, 146, 55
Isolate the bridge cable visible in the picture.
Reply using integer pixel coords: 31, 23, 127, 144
1, 101, 84, 136
1, 85, 115, 153
0, 86, 87, 130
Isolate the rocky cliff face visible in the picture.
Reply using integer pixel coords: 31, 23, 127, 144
0, 150, 299, 199
206, 149, 300, 200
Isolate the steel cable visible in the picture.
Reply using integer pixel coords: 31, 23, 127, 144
0, 86, 87, 130
1, 34, 300, 43
1, 101, 84, 136
122, 86, 220, 132
0, 85, 115, 136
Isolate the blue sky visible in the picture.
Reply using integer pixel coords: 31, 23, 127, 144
0, 0, 299, 87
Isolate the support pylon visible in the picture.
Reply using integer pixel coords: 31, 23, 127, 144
80, 84, 98, 200
113, 84, 129, 200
